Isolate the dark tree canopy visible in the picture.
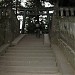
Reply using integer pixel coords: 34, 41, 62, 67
0, 0, 75, 8
58, 0, 75, 7
41, 0, 75, 7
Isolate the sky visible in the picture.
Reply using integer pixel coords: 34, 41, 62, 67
21, 0, 27, 2
0, 0, 2, 1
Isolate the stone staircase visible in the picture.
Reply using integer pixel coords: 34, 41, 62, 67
0, 34, 60, 75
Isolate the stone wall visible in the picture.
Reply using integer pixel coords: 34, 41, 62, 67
0, 19, 5, 46
51, 7, 75, 68
58, 17, 75, 68
59, 17, 75, 50
0, 8, 20, 46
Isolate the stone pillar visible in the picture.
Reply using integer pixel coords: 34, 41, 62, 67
60, 8, 64, 17
3, 9, 6, 16
65, 8, 69, 16
70, 8, 74, 16
0, 9, 2, 19
22, 10, 26, 34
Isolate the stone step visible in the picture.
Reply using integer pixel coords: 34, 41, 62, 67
0, 59, 56, 64
6, 50, 53, 53
19, 42, 43, 44
18, 42, 43, 43
7, 49, 52, 51
23, 37, 43, 39
4, 53, 55, 57
17, 44, 44, 45
18, 41, 43, 43
0, 56, 56, 61
19, 41, 43, 43
0, 61, 57, 67
4, 52, 54, 55
0, 35, 59, 75
0, 66, 58, 74
18, 43, 44, 45
10, 45, 50, 49
0, 72, 61, 75
8, 47, 51, 50
18, 40, 43, 42
15, 45, 46, 47
5, 51, 54, 54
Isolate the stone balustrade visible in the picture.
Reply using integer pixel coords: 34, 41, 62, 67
57, 8, 75, 68
52, 7, 75, 68
59, 7, 75, 17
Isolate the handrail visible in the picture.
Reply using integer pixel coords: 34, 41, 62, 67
59, 39, 75, 55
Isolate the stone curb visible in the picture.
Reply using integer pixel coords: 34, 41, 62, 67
11, 34, 25, 46
0, 44, 10, 55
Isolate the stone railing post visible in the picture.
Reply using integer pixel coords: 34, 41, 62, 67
70, 8, 74, 16
60, 8, 64, 17
65, 8, 69, 16
0, 9, 2, 19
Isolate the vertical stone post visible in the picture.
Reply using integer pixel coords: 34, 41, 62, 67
16, 0, 18, 17
51, 1, 59, 43
65, 8, 69, 16
70, 8, 74, 16
22, 10, 26, 34
3, 9, 6, 16
60, 8, 63, 17
47, 10, 49, 26
0, 9, 1, 19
